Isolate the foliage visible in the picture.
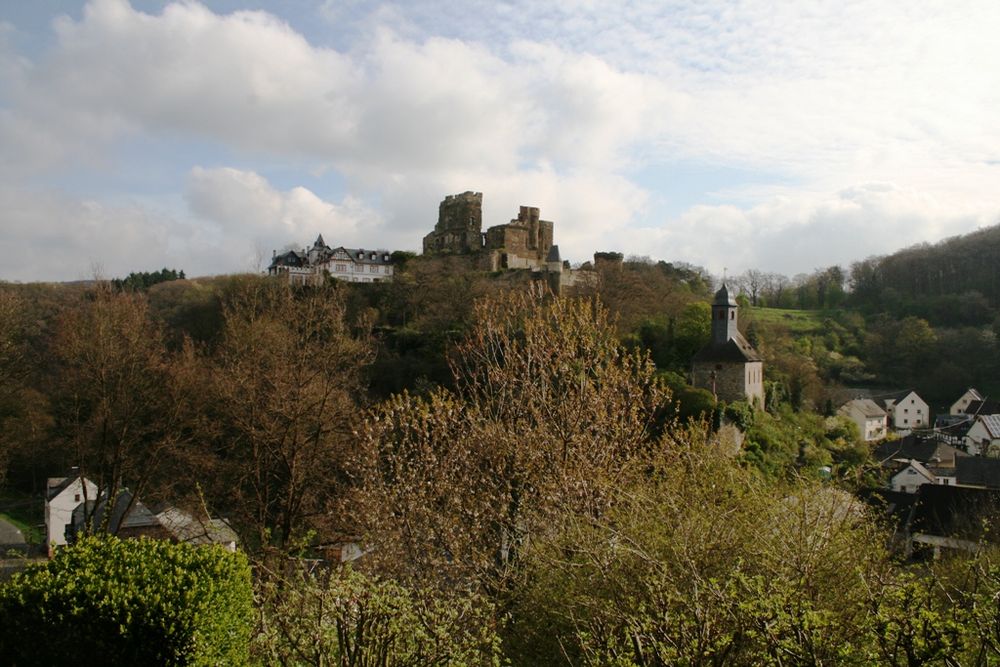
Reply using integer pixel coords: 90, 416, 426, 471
355, 293, 668, 586
254, 564, 502, 666
111, 267, 185, 292
0, 536, 252, 665
743, 406, 866, 478
505, 433, 891, 665
202, 277, 372, 551
49, 283, 188, 531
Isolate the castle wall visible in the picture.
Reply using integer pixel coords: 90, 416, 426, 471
423, 191, 484, 254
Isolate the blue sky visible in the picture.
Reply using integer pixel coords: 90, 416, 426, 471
1, 0, 999, 281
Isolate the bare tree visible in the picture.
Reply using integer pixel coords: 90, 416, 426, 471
207, 277, 372, 551
51, 283, 184, 533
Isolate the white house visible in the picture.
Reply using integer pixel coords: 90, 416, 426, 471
839, 398, 888, 442
965, 415, 1000, 457
891, 460, 937, 493
951, 388, 984, 416
873, 390, 930, 434
269, 236, 395, 285
45, 476, 97, 555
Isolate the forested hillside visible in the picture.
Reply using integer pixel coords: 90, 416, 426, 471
851, 224, 1000, 325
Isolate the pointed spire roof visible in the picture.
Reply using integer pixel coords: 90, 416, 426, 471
713, 282, 737, 306
313, 234, 326, 248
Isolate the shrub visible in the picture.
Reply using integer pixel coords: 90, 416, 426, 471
254, 564, 502, 665
0, 536, 253, 665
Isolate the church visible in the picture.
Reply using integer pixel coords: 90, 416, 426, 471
690, 283, 765, 409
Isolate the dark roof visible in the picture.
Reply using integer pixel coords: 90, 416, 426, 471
871, 389, 918, 406
546, 245, 561, 263
314, 234, 326, 248
72, 490, 160, 533
693, 331, 761, 363
910, 484, 1000, 542
967, 399, 1000, 415
269, 250, 307, 268
859, 488, 919, 532
46, 476, 75, 501
873, 436, 965, 467
713, 282, 737, 306
956, 457, 1000, 489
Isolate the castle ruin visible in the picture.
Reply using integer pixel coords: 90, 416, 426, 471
422, 191, 557, 272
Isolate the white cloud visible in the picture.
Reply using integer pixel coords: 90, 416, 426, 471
2, 0, 1000, 281
186, 166, 383, 258
627, 183, 998, 276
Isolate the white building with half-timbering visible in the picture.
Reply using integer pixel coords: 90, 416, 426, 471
269, 235, 395, 285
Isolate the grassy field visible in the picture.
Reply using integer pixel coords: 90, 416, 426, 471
0, 497, 44, 544
747, 307, 831, 334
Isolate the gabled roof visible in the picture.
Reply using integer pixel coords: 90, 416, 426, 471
871, 389, 920, 407
841, 398, 886, 419
72, 489, 160, 533
326, 247, 393, 266
692, 331, 761, 363
974, 414, 1000, 439
873, 436, 965, 467
892, 460, 936, 484
46, 475, 95, 501
157, 507, 239, 547
967, 399, 1000, 416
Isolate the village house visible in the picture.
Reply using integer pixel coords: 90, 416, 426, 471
890, 460, 938, 494
45, 475, 97, 555
838, 398, 888, 442
964, 414, 1000, 456
871, 389, 930, 434
951, 388, 984, 415
690, 283, 765, 408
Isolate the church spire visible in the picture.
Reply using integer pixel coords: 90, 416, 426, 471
711, 282, 739, 345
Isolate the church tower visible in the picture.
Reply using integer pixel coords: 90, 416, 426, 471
691, 282, 765, 409
711, 283, 739, 345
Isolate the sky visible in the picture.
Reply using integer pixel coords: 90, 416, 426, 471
1, 0, 999, 282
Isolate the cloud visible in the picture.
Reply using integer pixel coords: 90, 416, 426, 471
626, 183, 997, 276
2, 0, 1000, 281
0, 168, 383, 281
186, 166, 383, 258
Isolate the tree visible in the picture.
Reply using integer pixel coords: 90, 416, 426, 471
205, 277, 372, 551
0, 289, 32, 488
50, 284, 184, 533
355, 292, 668, 587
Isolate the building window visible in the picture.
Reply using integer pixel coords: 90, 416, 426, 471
335, 264, 346, 272
370, 265, 378, 273
74, 494, 80, 502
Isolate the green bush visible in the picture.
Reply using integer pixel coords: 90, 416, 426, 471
0, 536, 252, 665
254, 564, 502, 666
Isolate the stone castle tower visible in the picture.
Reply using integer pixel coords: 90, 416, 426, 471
422, 191, 485, 254
691, 283, 765, 408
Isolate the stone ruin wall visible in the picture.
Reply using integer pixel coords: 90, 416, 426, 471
423, 191, 484, 254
